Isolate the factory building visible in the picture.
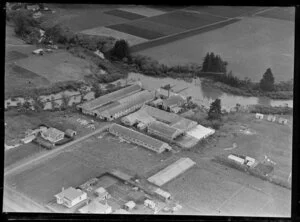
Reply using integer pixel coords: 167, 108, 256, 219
147, 121, 184, 141
109, 124, 172, 153
77, 83, 142, 115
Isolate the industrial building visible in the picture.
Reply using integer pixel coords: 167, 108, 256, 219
147, 158, 196, 186
95, 90, 155, 121
162, 94, 186, 113
121, 109, 155, 126
109, 124, 172, 153
77, 83, 142, 115
55, 187, 87, 208
147, 121, 184, 141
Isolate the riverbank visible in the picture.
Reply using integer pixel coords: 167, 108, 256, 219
201, 78, 293, 100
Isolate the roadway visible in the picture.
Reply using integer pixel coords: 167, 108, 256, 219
4, 123, 111, 177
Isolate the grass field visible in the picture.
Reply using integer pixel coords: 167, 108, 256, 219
80, 26, 148, 46
147, 10, 225, 30
107, 23, 165, 40
136, 16, 294, 82
256, 7, 295, 21
14, 50, 95, 83
186, 6, 266, 18
104, 9, 146, 20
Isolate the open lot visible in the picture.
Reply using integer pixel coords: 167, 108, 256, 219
137, 16, 294, 82
119, 6, 166, 17
14, 50, 95, 83
6, 51, 28, 63
256, 7, 295, 21
147, 10, 225, 30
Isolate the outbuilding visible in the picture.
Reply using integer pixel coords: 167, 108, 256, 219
65, 129, 77, 138
32, 48, 44, 55
124, 201, 136, 211
278, 117, 288, 125
267, 115, 276, 122
21, 134, 36, 144
41, 127, 65, 143
95, 187, 110, 200
255, 113, 264, 119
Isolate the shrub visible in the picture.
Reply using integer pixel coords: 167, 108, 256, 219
110, 39, 130, 60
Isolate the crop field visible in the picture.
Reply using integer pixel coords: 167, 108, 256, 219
137, 16, 294, 82
4, 132, 172, 205
186, 6, 266, 18
126, 20, 186, 36
256, 7, 295, 21
104, 9, 146, 20
13, 50, 95, 83
147, 5, 187, 12
118, 6, 166, 17
107, 23, 165, 40
147, 10, 225, 30
80, 27, 148, 46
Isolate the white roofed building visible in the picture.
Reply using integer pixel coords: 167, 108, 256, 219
55, 187, 87, 208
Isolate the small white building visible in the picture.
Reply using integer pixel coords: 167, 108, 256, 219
65, 129, 77, 138
144, 199, 156, 209
55, 187, 87, 208
124, 201, 136, 211
278, 117, 288, 125
32, 48, 44, 55
95, 187, 110, 200
21, 134, 36, 144
228, 154, 245, 165
267, 115, 276, 122
255, 113, 264, 119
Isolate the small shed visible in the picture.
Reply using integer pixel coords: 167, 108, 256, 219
278, 117, 288, 125
144, 199, 156, 209
21, 134, 36, 144
124, 201, 136, 211
95, 187, 110, 200
267, 115, 276, 122
255, 113, 264, 119
65, 129, 77, 138
228, 154, 245, 165
32, 48, 44, 55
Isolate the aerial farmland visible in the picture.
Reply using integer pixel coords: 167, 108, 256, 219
4, 3, 294, 219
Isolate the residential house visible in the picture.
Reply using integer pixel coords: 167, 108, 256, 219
41, 127, 65, 143
55, 187, 87, 208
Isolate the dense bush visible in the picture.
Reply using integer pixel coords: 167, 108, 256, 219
201, 52, 228, 73
109, 39, 131, 60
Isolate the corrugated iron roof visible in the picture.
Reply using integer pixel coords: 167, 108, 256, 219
79, 84, 142, 111
109, 124, 167, 151
148, 121, 181, 139
147, 158, 196, 186
171, 118, 197, 132
141, 105, 181, 124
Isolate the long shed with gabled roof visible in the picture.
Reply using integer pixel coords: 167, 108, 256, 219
109, 124, 171, 153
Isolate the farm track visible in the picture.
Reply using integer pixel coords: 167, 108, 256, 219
4, 124, 111, 177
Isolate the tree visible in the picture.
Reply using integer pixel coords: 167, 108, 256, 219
92, 83, 103, 98
110, 39, 130, 60
32, 97, 44, 112
208, 98, 222, 120
260, 68, 275, 91
61, 94, 69, 110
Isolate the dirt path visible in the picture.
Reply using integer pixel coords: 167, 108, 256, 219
4, 123, 111, 177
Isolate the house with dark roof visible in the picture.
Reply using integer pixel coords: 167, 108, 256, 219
109, 124, 171, 153
147, 121, 184, 141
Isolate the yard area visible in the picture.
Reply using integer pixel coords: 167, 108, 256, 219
4, 110, 108, 168
256, 7, 295, 21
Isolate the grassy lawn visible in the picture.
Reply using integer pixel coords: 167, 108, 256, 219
6, 51, 28, 63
